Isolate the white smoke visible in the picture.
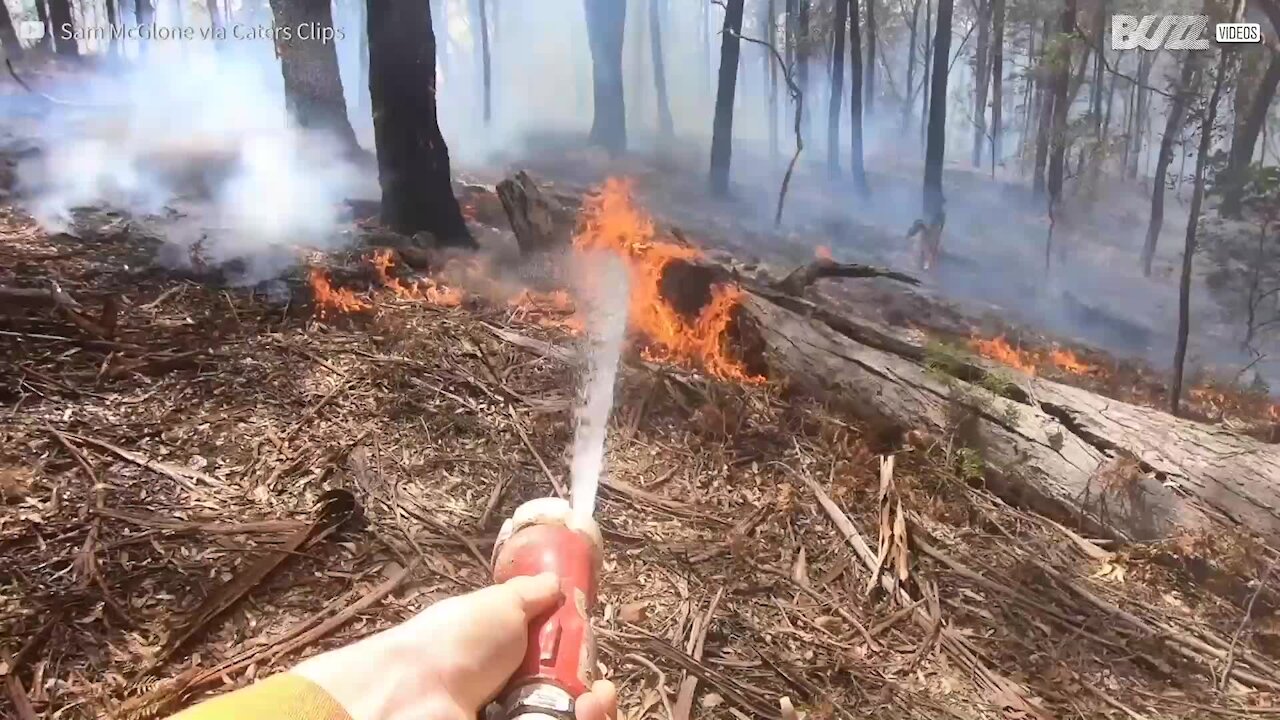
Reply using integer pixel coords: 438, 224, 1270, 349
16, 45, 369, 284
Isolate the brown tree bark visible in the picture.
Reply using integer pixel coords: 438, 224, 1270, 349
267, 0, 359, 153
922, 0, 952, 219
46, 0, 78, 57
1128, 52, 1153, 180
1172, 55, 1227, 416
709, 0, 745, 196
920, 0, 931, 142
850, 0, 870, 195
584, 0, 627, 155
367, 0, 472, 246
1141, 55, 1199, 277
1032, 20, 1052, 197
1045, 0, 1075, 212
828, 0, 848, 177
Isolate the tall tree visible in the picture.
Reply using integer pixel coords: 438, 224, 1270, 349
1222, 50, 1280, 216
828, 0, 848, 176
47, 0, 78, 57
970, 0, 991, 166
767, 0, 780, 161
865, 0, 877, 116
650, 0, 673, 137
32, 0, 52, 54
268, 0, 359, 153
850, 0, 870, 194
798, 0, 811, 142
1127, 52, 1154, 179
920, 0, 932, 142
584, 0, 627, 155
1141, 55, 1199, 276
1044, 0, 1075, 213
710, 0, 745, 196
902, 0, 920, 131
0, 0, 21, 60
1031, 21, 1052, 197
104, 0, 119, 55
134, 0, 153, 54
367, 0, 472, 246
923, 0, 952, 217
358, 0, 370, 116
478, 0, 492, 124
1172, 47, 1229, 416
989, 0, 1004, 163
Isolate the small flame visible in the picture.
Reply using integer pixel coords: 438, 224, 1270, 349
368, 248, 465, 306
970, 335, 1038, 374
815, 245, 833, 260
1270, 404, 1279, 422
309, 267, 371, 318
1049, 348, 1096, 375
508, 289, 583, 333
573, 178, 761, 383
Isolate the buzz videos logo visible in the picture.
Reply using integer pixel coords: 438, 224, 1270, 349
17, 20, 45, 40
1111, 14, 1263, 50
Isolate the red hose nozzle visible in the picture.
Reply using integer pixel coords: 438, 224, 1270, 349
491, 497, 602, 720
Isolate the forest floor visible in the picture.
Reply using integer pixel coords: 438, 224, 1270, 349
4, 155, 1280, 720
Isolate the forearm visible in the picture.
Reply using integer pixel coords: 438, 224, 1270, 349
168, 673, 351, 720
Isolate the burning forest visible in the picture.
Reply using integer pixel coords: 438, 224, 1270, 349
4, 0, 1280, 719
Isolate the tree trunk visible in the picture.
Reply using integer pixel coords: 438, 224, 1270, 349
865, 0, 877, 116
0, 0, 21, 59
1141, 55, 1199, 277
709, 0, 745, 197
1128, 52, 1153, 180
134, 0, 152, 54
970, 0, 991, 167
1172, 54, 1227, 416
650, 0, 673, 137
920, 0, 932, 142
797, 0, 810, 143
1091, 3, 1105, 139
367, 0, 473, 246
47, 0, 78, 57
584, 0, 627, 155
1019, 22, 1034, 164
989, 0, 1004, 163
1222, 50, 1280, 217
828, 0, 848, 177
922, 0, 952, 219
768, 0, 779, 162
358, 0, 370, 116
205, 0, 222, 34
1045, 0, 1075, 211
902, 0, 919, 132
104, 0, 119, 55
478, 0, 492, 125
267, 0, 359, 153
850, 0, 870, 195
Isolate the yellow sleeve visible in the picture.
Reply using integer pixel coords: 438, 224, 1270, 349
169, 673, 352, 720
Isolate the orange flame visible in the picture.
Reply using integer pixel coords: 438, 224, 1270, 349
368, 248, 465, 307
572, 178, 762, 383
970, 335, 1038, 374
1270, 404, 1279, 422
815, 245, 833, 260
1049, 348, 1096, 375
309, 267, 371, 318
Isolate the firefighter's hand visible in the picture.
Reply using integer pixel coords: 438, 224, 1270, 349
292, 572, 618, 720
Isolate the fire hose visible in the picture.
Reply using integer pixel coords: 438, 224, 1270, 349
490, 496, 603, 720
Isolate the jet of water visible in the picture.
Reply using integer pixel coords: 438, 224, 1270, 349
570, 250, 630, 520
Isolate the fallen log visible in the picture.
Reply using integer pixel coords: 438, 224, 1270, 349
772, 258, 920, 295
731, 289, 1280, 547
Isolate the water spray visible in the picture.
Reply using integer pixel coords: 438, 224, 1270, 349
490, 251, 629, 720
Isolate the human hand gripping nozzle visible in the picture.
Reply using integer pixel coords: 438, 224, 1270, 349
490, 497, 603, 720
